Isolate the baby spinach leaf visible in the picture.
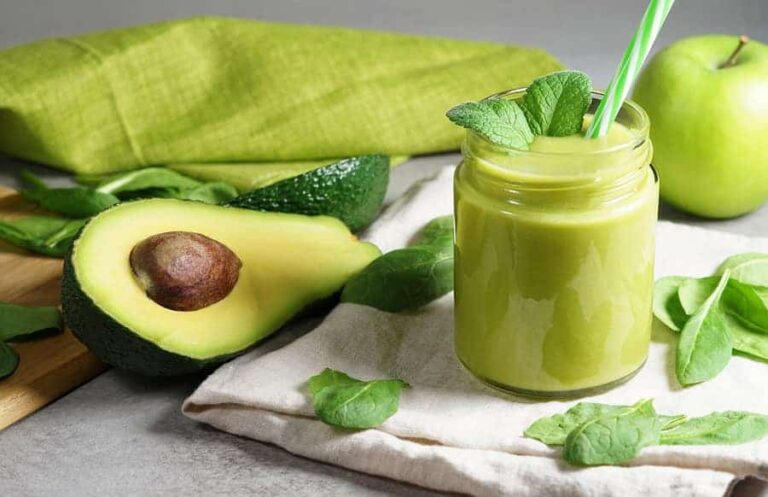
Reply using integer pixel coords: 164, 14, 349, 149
178, 182, 239, 204
653, 276, 689, 331
665, 279, 768, 362
728, 315, 768, 362
308, 368, 408, 429
0, 303, 61, 341
21, 187, 119, 218
0, 342, 20, 379
94, 167, 202, 196
341, 216, 454, 312
412, 215, 454, 253
446, 98, 534, 149
563, 399, 661, 466
521, 71, 592, 137
308, 368, 361, 395
0, 217, 86, 257
525, 403, 629, 446
679, 277, 768, 334
660, 414, 689, 431
340, 247, 452, 312
676, 271, 732, 386
19, 170, 50, 190
716, 253, 768, 287
660, 411, 768, 445
525, 402, 686, 446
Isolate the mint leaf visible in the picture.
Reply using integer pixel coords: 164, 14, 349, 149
308, 368, 408, 429
521, 71, 592, 137
446, 98, 533, 149
661, 411, 768, 445
653, 276, 689, 331
676, 271, 732, 386
0, 303, 61, 342
563, 399, 661, 466
341, 216, 454, 312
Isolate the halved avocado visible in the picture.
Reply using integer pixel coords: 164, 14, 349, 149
61, 199, 380, 376
227, 154, 390, 232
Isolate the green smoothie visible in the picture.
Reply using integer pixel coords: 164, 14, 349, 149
454, 116, 657, 396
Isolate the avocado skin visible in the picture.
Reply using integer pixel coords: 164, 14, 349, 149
228, 154, 390, 232
61, 252, 236, 376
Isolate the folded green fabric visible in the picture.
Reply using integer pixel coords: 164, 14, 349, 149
0, 17, 561, 177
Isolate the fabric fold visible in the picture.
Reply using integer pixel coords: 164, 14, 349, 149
0, 17, 562, 175
184, 167, 768, 496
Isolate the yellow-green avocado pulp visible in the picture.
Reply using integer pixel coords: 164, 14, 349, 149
61, 199, 380, 376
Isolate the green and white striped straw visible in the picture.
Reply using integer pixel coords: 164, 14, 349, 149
585, 0, 675, 139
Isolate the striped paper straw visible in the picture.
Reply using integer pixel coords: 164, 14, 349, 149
585, 0, 675, 138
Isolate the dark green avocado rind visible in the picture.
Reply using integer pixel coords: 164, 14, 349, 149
61, 251, 238, 376
227, 154, 390, 232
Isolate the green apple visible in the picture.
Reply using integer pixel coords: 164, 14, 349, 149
633, 35, 768, 218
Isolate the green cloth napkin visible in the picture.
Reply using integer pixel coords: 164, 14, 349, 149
0, 17, 561, 182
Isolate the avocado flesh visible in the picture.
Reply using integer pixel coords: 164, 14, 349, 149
62, 199, 380, 374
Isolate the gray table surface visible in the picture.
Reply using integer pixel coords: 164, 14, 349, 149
1, 1, 767, 496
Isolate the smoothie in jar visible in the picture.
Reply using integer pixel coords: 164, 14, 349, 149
453, 89, 657, 397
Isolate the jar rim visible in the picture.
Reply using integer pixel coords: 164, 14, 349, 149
469, 88, 650, 157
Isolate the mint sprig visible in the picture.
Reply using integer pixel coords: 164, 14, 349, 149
446, 98, 533, 149
521, 70, 592, 137
446, 70, 593, 149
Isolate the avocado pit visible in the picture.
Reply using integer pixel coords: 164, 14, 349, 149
129, 231, 242, 311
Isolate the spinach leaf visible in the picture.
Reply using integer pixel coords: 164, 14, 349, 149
679, 276, 768, 334
446, 98, 534, 149
94, 167, 202, 196
0, 342, 19, 379
178, 182, 239, 204
653, 276, 689, 331
563, 399, 661, 466
728, 315, 768, 361
676, 271, 732, 386
21, 187, 118, 218
308, 368, 360, 395
308, 368, 408, 429
660, 411, 768, 445
19, 170, 119, 217
341, 216, 454, 312
661, 277, 768, 362
520, 71, 593, 137
412, 215, 453, 254
716, 253, 768, 287
525, 403, 685, 446
525, 402, 630, 446
0, 217, 86, 257
0, 303, 61, 341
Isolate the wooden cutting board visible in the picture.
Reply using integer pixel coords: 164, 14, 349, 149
0, 186, 106, 431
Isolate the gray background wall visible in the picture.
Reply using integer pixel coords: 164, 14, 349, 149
1, 0, 767, 87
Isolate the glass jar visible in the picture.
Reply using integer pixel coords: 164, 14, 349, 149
454, 89, 657, 398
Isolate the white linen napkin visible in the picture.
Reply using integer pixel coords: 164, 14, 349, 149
183, 167, 768, 497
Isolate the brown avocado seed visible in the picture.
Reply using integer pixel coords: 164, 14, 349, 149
129, 231, 242, 312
